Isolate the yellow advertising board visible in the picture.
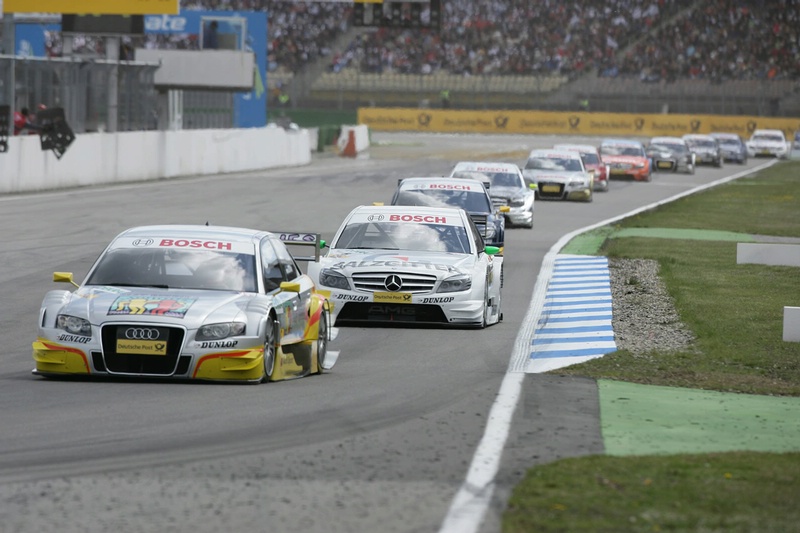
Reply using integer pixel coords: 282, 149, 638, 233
358, 108, 800, 139
3, 0, 179, 15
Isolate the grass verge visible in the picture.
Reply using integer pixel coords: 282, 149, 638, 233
503, 160, 800, 532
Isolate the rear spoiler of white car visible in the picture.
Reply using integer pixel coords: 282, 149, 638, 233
275, 232, 322, 262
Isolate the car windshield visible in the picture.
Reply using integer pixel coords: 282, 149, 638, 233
599, 144, 644, 157
86, 248, 258, 292
652, 143, 686, 154
333, 221, 471, 254
394, 188, 492, 213
524, 156, 583, 172
752, 134, 784, 142
716, 138, 740, 147
579, 152, 600, 165
687, 139, 716, 148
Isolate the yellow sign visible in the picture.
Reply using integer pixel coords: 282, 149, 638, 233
116, 339, 167, 356
358, 108, 800, 139
373, 292, 412, 304
3, 0, 179, 15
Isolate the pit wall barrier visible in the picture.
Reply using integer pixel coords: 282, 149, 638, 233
357, 108, 800, 139
0, 126, 312, 195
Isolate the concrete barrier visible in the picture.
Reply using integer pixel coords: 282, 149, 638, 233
0, 126, 312, 195
785, 307, 800, 342
736, 243, 800, 267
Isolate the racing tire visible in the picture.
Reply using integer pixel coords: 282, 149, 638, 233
262, 316, 279, 382
315, 310, 328, 374
479, 281, 490, 329
687, 163, 695, 175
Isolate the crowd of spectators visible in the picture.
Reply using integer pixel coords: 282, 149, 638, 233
40, 0, 800, 85
601, 0, 800, 82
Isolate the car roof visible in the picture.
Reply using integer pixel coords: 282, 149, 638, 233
601, 138, 643, 146
709, 132, 740, 139
682, 134, 714, 140
116, 224, 267, 242
346, 205, 469, 225
527, 148, 583, 159
751, 129, 785, 136
398, 176, 489, 191
650, 136, 686, 144
451, 161, 520, 173
553, 143, 598, 153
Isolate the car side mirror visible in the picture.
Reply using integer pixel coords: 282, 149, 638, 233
484, 246, 501, 256
53, 271, 79, 288
499, 206, 510, 213
529, 183, 537, 190
280, 281, 301, 293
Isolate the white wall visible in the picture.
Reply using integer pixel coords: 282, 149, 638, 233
0, 126, 312, 194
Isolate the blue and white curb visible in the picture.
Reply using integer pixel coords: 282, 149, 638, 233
528, 255, 617, 373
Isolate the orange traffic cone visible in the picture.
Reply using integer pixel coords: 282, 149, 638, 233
339, 129, 357, 158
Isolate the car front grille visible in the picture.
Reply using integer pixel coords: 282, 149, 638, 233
352, 271, 437, 293
100, 324, 186, 376
336, 302, 449, 325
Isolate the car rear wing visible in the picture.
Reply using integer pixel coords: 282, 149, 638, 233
275, 232, 322, 262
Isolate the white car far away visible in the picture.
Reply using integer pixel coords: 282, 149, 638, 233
307, 205, 503, 328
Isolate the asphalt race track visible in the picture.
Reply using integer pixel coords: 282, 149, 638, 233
0, 132, 763, 533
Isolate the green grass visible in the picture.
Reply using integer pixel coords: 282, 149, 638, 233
503, 161, 800, 532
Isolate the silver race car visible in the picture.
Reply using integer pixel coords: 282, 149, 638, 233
646, 136, 696, 174
522, 148, 594, 202
32, 225, 338, 383
307, 205, 503, 328
449, 161, 535, 228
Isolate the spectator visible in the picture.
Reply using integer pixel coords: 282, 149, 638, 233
203, 20, 219, 50
13, 107, 42, 135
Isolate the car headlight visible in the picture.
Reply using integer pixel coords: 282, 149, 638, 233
196, 322, 246, 341
56, 314, 92, 336
484, 224, 497, 239
437, 273, 472, 293
509, 196, 526, 207
319, 268, 350, 290
569, 179, 586, 186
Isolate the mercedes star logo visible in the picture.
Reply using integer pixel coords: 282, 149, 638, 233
384, 274, 403, 292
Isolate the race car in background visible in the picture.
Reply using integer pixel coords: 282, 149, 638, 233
553, 143, 610, 192
449, 161, 535, 228
683, 133, 724, 167
522, 148, 594, 202
709, 132, 748, 164
307, 205, 503, 328
390, 176, 507, 250
598, 138, 652, 181
746, 129, 789, 159
646, 136, 696, 174
32, 225, 337, 383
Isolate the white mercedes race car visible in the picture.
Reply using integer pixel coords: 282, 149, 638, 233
746, 129, 789, 159
32, 225, 338, 383
307, 205, 503, 328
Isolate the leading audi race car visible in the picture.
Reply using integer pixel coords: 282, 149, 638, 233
598, 138, 652, 182
522, 148, 594, 201
307, 205, 503, 328
390, 176, 507, 251
646, 136, 696, 174
32, 225, 338, 383
746, 129, 789, 159
553, 143, 610, 192
682, 133, 723, 167
449, 161, 535, 228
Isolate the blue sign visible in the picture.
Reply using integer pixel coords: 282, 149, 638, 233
144, 10, 268, 128
15, 23, 59, 57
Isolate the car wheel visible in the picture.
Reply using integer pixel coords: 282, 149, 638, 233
262, 316, 279, 382
315, 310, 328, 374
525, 213, 534, 229
644, 170, 652, 182
687, 162, 695, 175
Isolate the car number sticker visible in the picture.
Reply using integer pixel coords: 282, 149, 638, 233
373, 292, 412, 303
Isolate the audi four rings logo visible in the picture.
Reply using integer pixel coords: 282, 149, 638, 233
367, 214, 385, 221
132, 238, 154, 247
384, 274, 403, 292
125, 328, 161, 340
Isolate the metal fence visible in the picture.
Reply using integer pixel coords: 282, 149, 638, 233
1, 55, 160, 133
